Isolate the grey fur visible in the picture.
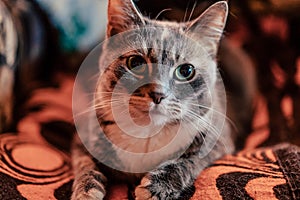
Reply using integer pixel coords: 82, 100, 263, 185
72, 1, 234, 199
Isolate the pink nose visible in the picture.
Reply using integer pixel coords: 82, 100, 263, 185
149, 92, 166, 104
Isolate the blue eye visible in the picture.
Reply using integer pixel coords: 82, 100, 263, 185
126, 56, 147, 75
174, 63, 195, 81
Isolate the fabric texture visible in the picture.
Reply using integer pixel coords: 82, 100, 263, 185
0, 134, 73, 200
193, 143, 300, 199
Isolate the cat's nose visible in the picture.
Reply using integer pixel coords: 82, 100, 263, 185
149, 92, 166, 104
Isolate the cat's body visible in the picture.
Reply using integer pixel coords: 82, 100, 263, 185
72, 0, 235, 199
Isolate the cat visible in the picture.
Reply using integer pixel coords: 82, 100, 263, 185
71, 0, 235, 199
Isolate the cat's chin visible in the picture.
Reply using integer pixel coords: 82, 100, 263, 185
148, 111, 170, 126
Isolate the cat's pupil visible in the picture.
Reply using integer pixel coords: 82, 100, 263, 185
126, 55, 147, 75
179, 65, 192, 77
174, 64, 195, 81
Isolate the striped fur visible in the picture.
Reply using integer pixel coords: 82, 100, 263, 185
72, 1, 234, 199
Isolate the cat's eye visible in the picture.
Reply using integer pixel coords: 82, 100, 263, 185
174, 63, 195, 81
126, 56, 147, 75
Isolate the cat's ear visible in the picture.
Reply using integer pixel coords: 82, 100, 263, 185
107, 0, 145, 37
186, 1, 228, 57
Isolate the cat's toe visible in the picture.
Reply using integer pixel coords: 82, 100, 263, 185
72, 170, 107, 200
135, 177, 157, 200
135, 173, 195, 200
135, 187, 154, 200
71, 188, 105, 200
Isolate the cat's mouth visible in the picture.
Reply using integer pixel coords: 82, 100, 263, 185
148, 103, 168, 116
148, 107, 170, 126
149, 107, 163, 115
129, 106, 169, 127
128, 95, 171, 126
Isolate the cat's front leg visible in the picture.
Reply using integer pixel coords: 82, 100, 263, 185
71, 135, 107, 200
135, 159, 199, 200
72, 169, 107, 200
134, 135, 230, 200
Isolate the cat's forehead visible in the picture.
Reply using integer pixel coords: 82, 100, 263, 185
130, 24, 208, 61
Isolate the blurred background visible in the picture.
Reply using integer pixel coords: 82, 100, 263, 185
0, 0, 300, 150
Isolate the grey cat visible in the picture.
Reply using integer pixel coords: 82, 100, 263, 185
72, 0, 235, 199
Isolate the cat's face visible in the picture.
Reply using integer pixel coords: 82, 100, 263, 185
96, 0, 228, 130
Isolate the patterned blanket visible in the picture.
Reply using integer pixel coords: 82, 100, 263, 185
1, 134, 299, 199
0, 74, 299, 200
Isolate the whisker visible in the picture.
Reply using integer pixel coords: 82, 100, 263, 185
183, 0, 190, 22
155, 8, 172, 20
184, 115, 208, 146
97, 109, 113, 120
187, 114, 216, 150
187, 102, 237, 130
74, 99, 125, 117
185, 109, 221, 139
92, 92, 127, 98
185, 109, 231, 152
188, 0, 198, 22
74, 103, 119, 118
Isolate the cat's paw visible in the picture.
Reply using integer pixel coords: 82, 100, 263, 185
135, 177, 157, 200
135, 174, 195, 200
71, 189, 105, 200
72, 170, 107, 200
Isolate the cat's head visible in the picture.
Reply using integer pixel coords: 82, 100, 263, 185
96, 0, 228, 130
